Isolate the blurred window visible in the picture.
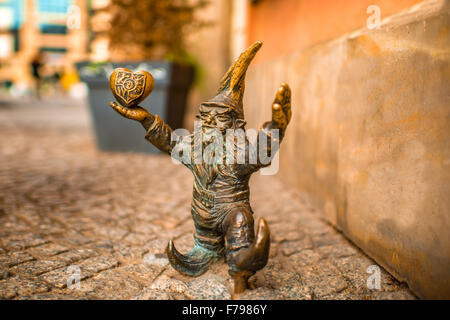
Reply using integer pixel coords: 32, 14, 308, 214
90, 0, 110, 10
37, 0, 72, 31
40, 47, 68, 53
12, 29, 19, 52
39, 48, 67, 70
0, 34, 14, 58
39, 23, 68, 34
0, 0, 24, 29
37, 0, 72, 14
0, 8, 14, 29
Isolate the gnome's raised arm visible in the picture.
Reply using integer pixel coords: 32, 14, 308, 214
253, 82, 292, 169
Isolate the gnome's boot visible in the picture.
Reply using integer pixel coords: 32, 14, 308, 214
167, 240, 221, 277
222, 209, 271, 295
167, 221, 224, 277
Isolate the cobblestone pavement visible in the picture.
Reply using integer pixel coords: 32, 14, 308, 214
0, 97, 416, 300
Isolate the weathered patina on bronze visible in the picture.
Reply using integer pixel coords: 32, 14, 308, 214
108, 41, 292, 294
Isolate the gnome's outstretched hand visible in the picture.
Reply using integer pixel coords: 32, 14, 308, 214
109, 101, 155, 129
270, 83, 292, 131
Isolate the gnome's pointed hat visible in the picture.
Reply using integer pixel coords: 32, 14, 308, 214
201, 41, 262, 120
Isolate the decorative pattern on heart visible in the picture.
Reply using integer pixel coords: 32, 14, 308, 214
110, 68, 154, 107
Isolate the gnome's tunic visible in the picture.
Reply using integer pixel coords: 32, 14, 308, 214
144, 115, 282, 257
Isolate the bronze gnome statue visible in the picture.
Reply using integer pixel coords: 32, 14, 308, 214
108, 41, 292, 294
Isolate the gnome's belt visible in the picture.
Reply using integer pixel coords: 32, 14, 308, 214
193, 188, 250, 208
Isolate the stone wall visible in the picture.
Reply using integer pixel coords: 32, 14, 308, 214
245, 0, 450, 299
247, 0, 424, 63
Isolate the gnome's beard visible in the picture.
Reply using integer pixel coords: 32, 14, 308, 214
201, 126, 221, 146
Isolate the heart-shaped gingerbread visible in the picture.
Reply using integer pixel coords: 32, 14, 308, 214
109, 68, 154, 107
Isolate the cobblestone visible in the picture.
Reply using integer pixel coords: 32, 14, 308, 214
0, 251, 35, 268
54, 249, 98, 265
0, 276, 49, 299
1, 236, 49, 251
75, 267, 143, 299
143, 253, 169, 267
185, 275, 232, 300
150, 275, 188, 293
279, 237, 313, 256
0, 99, 416, 299
27, 243, 69, 258
133, 288, 172, 300
10, 259, 68, 276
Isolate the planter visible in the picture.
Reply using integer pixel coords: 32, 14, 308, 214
76, 61, 194, 153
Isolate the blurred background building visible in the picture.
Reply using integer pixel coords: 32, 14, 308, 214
0, 0, 448, 299
88, 0, 110, 62
0, 0, 88, 94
